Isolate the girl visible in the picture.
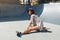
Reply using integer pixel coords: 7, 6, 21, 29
16, 9, 44, 37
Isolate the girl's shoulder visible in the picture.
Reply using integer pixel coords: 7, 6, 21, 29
31, 14, 37, 17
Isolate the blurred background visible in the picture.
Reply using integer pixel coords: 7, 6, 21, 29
0, 0, 60, 25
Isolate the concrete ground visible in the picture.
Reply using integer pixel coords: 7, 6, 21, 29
0, 20, 60, 40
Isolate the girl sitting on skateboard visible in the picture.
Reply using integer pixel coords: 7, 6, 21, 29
16, 9, 44, 37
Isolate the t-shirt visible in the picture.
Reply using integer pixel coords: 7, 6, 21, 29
29, 14, 41, 26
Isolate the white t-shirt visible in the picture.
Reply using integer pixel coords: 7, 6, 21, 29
29, 14, 43, 30
29, 14, 42, 27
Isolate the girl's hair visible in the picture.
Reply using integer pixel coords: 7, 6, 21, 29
27, 9, 35, 19
27, 9, 35, 14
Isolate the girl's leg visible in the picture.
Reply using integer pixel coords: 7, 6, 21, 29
23, 27, 31, 34
23, 26, 39, 34
30, 26, 39, 30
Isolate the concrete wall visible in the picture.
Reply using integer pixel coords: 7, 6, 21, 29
0, 0, 27, 17
41, 3, 60, 25
0, 4, 27, 17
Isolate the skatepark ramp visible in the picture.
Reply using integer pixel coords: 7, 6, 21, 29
41, 3, 60, 25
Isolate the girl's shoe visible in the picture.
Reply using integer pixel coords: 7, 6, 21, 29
16, 31, 22, 37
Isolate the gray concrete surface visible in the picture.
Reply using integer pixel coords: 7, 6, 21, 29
41, 3, 60, 25
0, 20, 60, 40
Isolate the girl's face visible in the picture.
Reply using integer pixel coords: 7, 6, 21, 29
28, 10, 32, 15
